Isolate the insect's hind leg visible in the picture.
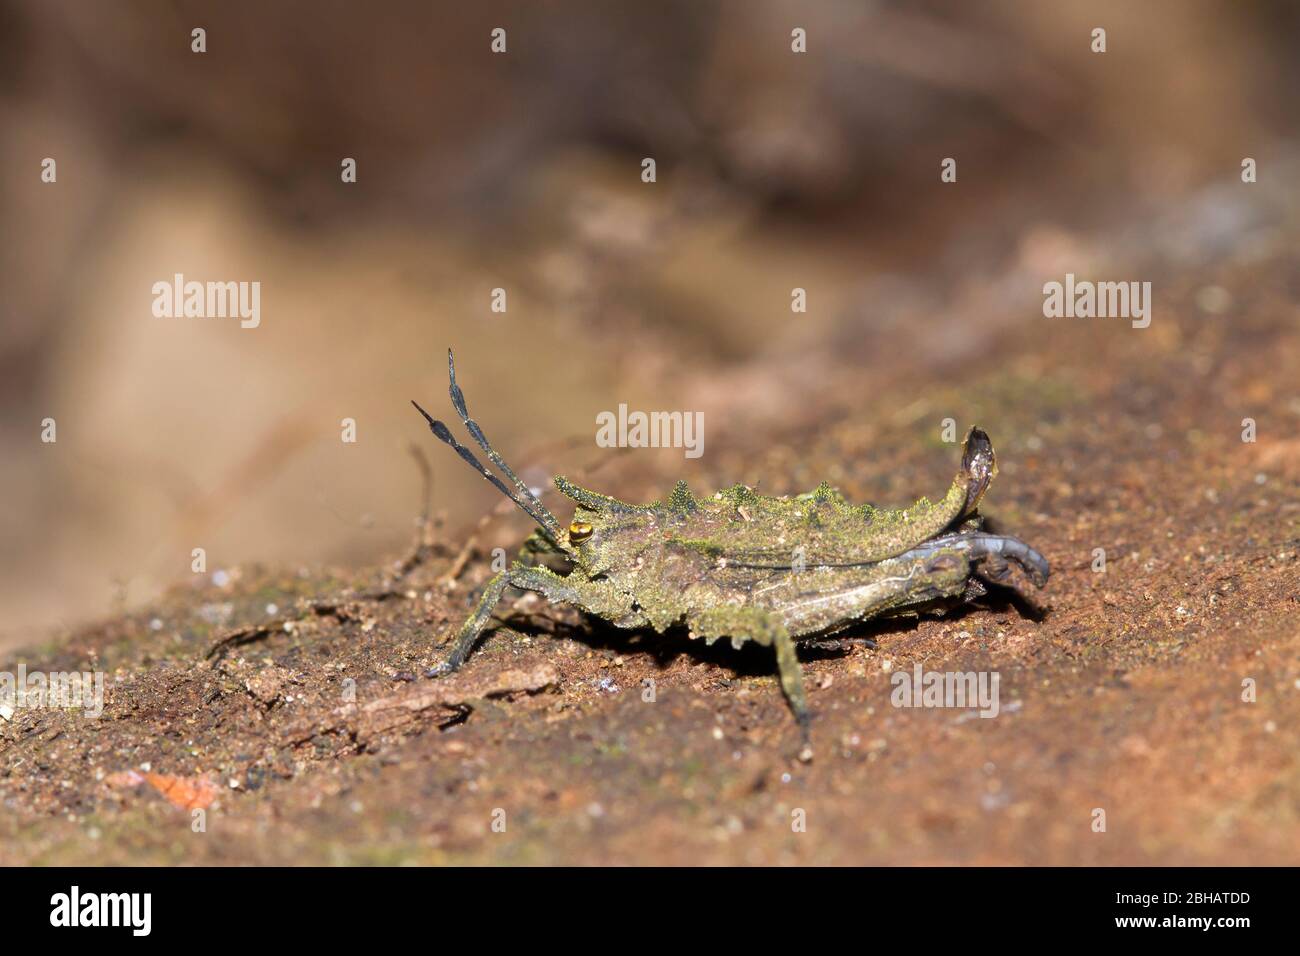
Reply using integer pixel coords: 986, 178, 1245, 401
903, 531, 1049, 587
971, 552, 1045, 609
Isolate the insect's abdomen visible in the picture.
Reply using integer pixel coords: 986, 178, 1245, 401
748, 552, 971, 637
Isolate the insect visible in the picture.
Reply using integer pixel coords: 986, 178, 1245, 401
413, 350, 1049, 747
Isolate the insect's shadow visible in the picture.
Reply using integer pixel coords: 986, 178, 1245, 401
496, 611, 780, 677
495, 583, 1044, 679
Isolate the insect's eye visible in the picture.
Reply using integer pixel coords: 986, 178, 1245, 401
568, 520, 594, 543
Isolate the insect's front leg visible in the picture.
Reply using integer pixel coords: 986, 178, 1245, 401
507, 564, 646, 627
430, 569, 513, 675
514, 529, 562, 566
430, 563, 644, 676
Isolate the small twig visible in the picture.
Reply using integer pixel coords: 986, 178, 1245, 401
438, 534, 479, 587
391, 535, 439, 582
206, 601, 358, 662
352, 587, 412, 602
386, 444, 445, 585
409, 441, 434, 527
206, 620, 292, 662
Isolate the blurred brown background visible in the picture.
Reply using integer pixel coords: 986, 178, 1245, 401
2, 0, 1297, 646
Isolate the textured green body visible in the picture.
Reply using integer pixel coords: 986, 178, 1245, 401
557, 474, 976, 643
414, 351, 1049, 749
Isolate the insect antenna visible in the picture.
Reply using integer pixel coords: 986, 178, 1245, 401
411, 350, 563, 540
446, 351, 553, 508
411, 399, 562, 538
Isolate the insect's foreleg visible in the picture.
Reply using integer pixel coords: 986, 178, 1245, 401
432, 564, 644, 677
431, 564, 573, 674
507, 564, 645, 627
430, 570, 512, 675
514, 529, 563, 566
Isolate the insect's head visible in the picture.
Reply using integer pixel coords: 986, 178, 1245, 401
552, 475, 655, 570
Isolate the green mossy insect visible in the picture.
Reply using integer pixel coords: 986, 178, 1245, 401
413, 351, 1048, 747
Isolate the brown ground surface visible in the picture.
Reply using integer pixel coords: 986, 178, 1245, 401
3, 215, 1296, 865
